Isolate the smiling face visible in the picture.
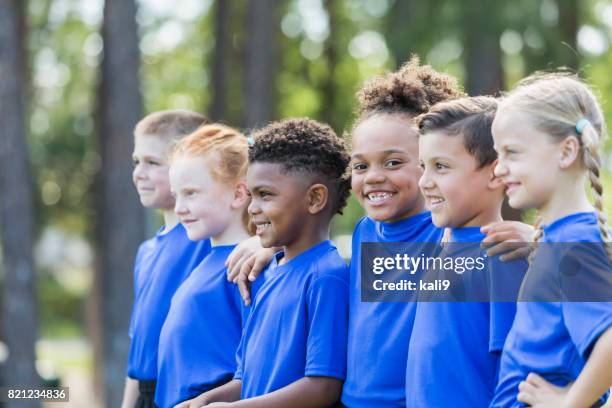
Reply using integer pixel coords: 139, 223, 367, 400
169, 155, 235, 241
247, 162, 314, 249
492, 109, 562, 212
132, 134, 175, 209
418, 130, 499, 228
351, 114, 425, 222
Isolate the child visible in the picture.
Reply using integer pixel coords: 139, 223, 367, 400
490, 73, 612, 408
406, 96, 527, 407
342, 58, 463, 408
229, 58, 532, 408
183, 118, 351, 407
154, 124, 253, 408
123, 110, 212, 408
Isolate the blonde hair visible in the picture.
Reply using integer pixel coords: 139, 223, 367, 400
500, 72, 610, 260
135, 109, 209, 141
172, 124, 252, 233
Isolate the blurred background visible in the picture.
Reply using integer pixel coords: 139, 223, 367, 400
0, 0, 611, 406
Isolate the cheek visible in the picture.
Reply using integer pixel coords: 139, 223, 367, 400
351, 174, 363, 192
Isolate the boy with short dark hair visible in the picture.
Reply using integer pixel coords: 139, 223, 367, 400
181, 118, 351, 408
405, 97, 527, 408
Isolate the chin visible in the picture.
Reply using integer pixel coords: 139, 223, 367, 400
430, 213, 450, 228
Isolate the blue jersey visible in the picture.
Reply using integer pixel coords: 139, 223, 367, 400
155, 245, 248, 408
342, 212, 443, 408
406, 227, 525, 408
491, 212, 612, 408
235, 240, 349, 399
127, 223, 211, 380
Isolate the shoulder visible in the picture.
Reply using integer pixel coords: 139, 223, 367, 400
309, 246, 349, 284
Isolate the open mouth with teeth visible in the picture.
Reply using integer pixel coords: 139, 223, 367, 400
426, 196, 445, 209
365, 191, 394, 205
254, 222, 271, 235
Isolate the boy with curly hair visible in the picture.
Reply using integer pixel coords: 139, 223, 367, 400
180, 118, 351, 408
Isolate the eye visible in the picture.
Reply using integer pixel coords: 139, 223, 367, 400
418, 161, 425, 170
352, 162, 367, 171
147, 159, 160, 166
435, 162, 449, 170
385, 159, 402, 168
132, 158, 140, 166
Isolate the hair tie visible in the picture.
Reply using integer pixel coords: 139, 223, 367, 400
575, 118, 590, 135
247, 136, 254, 146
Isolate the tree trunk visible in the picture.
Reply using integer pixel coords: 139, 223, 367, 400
209, 0, 230, 122
462, 0, 522, 221
556, 0, 579, 70
96, 0, 145, 406
463, 0, 505, 96
0, 0, 41, 405
320, 0, 340, 132
243, 0, 278, 129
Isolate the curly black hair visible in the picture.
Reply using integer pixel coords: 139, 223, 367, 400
357, 55, 464, 119
249, 118, 351, 215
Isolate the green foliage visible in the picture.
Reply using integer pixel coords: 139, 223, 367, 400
18, 0, 612, 335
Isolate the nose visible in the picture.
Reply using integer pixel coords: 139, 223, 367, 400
133, 162, 146, 181
174, 196, 188, 215
494, 160, 508, 178
418, 169, 434, 190
248, 199, 261, 216
364, 166, 385, 184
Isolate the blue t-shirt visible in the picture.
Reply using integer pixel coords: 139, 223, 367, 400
155, 245, 248, 408
342, 212, 444, 408
235, 240, 349, 399
491, 212, 612, 408
127, 223, 211, 380
406, 226, 526, 408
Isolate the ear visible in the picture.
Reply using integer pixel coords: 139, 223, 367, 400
486, 159, 505, 190
230, 181, 250, 209
306, 184, 329, 215
559, 135, 581, 169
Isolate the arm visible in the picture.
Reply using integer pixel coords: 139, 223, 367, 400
120, 377, 139, 408
232, 248, 277, 305
564, 327, 612, 407
518, 327, 612, 408
174, 380, 242, 408
207, 377, 342, 408
481, 221, 534, 261
225, 236, 264, 282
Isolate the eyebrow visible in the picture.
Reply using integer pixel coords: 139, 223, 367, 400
249, 183, 276, 192
352, 149, 407, 159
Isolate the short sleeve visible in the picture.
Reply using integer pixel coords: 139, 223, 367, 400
559, 243, 612, 358
488, 257, 527, 352
233, 333, 244, 380
563, 302, 612, 359
305, 275, 349, 380
128, 244, 147, 339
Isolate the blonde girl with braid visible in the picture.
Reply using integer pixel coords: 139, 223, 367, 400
490, 73, 612, 408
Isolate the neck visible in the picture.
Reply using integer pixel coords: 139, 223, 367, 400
211, 217, 251, 247
280, 221, 330, 264
539, 173, 593, 224
393, 200, 427, 223
458, 198, 503, 228
161, 209, 179, 234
